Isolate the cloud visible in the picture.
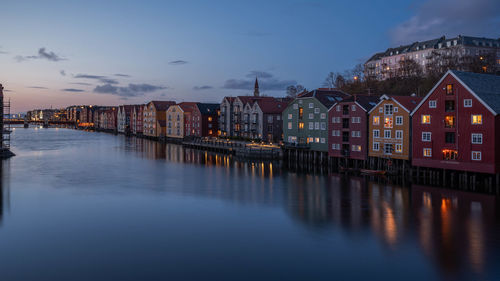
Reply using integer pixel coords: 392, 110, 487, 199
60, 70, 66, 76
0, 46, 8, 54
16, 47, 66, 62
70, 82, 93, 86
391, 0, 500, 44
169, 60, 188, 65
193, 85, 213, 90
62, 88, 85, 92
74, 73, 118, 84
27, 86, 48, 89
223, 71, 297, 91
93, 83, 166, 97
114, 73, 131, 77
246, 70, 273, 79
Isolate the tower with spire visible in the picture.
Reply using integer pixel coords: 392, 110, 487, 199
254, 77, 260, 97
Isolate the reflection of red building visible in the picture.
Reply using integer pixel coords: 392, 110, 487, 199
411, 185, 498, 277
411, 70, 500, 174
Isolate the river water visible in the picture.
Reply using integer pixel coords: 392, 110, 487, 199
0, 127, 499, 281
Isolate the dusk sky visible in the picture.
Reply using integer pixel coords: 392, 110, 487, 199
1, 0, 499, 113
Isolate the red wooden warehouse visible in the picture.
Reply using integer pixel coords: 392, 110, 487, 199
411, 70, 500, 174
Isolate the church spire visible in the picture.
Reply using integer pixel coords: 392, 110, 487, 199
254, 77, 260, 97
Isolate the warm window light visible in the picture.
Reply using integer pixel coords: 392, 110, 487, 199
421, 115, 431, 124
298, 122, 304, 129
472, 115, 482, 124
373, 116, 380, 125
384, 117, 393, 128
442, 149, 458, 160
444, 115, 455, 127
208, 117, 212, 121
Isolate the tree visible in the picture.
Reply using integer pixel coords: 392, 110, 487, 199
286, 84, 306, 98
323, 72, 346, 89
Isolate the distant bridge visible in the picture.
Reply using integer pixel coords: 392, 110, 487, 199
5, 119, 76, 126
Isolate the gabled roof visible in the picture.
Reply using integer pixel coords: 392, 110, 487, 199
196, 103, 219, 115
236, 96, 275, 106
178, 102, 198, 113
369, 95, 422, 114
256, 100, 289, 114
329, 95, 381, 112
411, 70, 500, 115
150, 101, 176, 111
298, 88, 350, 108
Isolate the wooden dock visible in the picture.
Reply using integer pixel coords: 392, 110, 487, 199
182, 139, 282, 159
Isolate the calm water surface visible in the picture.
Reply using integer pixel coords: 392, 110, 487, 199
0, 127, 499, 281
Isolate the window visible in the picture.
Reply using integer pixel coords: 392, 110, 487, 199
308, 137, 314, 143
384, 104, 394, 115
351, 105, 356, 111
471, 115, 482, 124
351, 145, 361, 152
395, 130, 403, 139
422, 132, 431, 142
320, 138, 325, 144
342, 118, 349, 129
320, 113, 326, 119
288, 114, 292, 120
336, 105, 341, 112
472, 151, 482, 161
320, 122, 326, 130
384, 117, 393, 128
208, 117, 213, 122
314, 108, 320, 114
332, 117, 340, 123
445, 100, 455, 112
293, 104, 298, 109
332, 130, 340, 137
287, 122, 292, 129
343, 105, 349, 115
446, 84, 453, 95
351, 131, 360, 138
384, 130, 391, 139
464, 99, 472, 107
429, 100, 437, 108
395, 144, 402, 153
299, 108, 303, 119
421, 115, 431, 124
315, 137, 320, 143
423, 148, 432, 157
395, 116, 403, 125
445, 115, 455, 128
379, 107, 383, 113
373, 142, 380, 151
471, 133, 483, 144
267, 116, 273, 123
373, 130, 380, 138
308, 122, 314, 129
342, 131, 349, 142
384, 144, 393, 154
394, 107, 398, 112
443, 149, 458, 160
445, 132, 455, 144
309, 113, 314, 119
373, 116, 380, 125
351, 117, 360, 123
309, 103, 314, 109
277, 115, 281, 120
298, 122, 304, 129
332, 143, 340, 150
315, 122, 320, 130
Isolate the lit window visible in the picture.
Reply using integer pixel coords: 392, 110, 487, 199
373, 116, 380, 125
384, 117, 393, 128
288, 114, 293, 120
423, 148, 432, 157
464, 99, 472, 107
395, 116, 403, 125
373, 142, 380, 151
446, 84, 453, 95
471, 115, 482, 124
373, 130, 380, 138
395, 144, 402, 153
471, 151, 482, 161
443, 149, 458, 160
351, 145, 361, 152
421, 115, 431, 124
288, 122, 292, 129
315, 137, 320, 143
299, 108, 304, 119
298, 122, 304, 129
445, 115, 455, 128
471, 133, 483, 144
429, 100, 437, 108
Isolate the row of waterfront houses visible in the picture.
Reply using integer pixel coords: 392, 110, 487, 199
61, 70, 499, 175
283, 70, 500, 175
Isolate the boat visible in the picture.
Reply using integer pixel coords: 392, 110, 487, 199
360, 169, 386, 175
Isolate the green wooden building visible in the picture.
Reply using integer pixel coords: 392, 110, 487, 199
283, 89, 349, 152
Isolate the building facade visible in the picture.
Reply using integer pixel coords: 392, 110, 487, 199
283, 89, 349, 152
365, 35, 500, 80
368, 95, 422, 161
143, 101, 175, 138
117, 105, 134, 133
192, 103, 220, 137
131, 105, 144, 135
328, 95, 380, 160
166, 102, 197, 139
411, 70, 500, 174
